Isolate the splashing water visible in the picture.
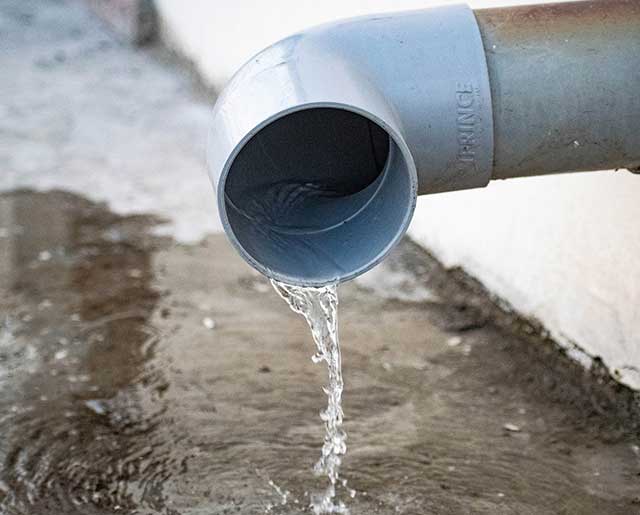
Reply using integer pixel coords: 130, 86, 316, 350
272, 280, 350, 514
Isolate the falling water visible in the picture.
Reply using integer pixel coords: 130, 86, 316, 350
272, 280, 350, 514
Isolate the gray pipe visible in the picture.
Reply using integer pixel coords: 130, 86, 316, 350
476, 1, 640, 180
207, 1, 640, 286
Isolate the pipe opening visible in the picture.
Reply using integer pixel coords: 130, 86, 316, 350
223, 107, 414, 285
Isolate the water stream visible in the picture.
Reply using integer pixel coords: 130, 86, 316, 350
272, 280, 351, 514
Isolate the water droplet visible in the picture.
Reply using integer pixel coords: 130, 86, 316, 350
84, 399, 107, 415
447, 336, 462, 347
38, 299, 52, 310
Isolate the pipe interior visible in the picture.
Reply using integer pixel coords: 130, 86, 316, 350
224, 107, 413, 285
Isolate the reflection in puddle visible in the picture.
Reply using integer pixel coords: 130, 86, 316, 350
0, 190, 177, 514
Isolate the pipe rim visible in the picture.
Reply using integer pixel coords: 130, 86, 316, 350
216, 101, 418, 287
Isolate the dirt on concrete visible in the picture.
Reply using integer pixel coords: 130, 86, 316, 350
1, 190, 638, 515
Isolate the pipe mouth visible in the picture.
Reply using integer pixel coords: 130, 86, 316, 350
220, 106, 416, 286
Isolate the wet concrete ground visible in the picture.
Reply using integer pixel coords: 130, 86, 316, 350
1, 190, 639, 515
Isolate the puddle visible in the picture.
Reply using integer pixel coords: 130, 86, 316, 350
1, 190, 639, 515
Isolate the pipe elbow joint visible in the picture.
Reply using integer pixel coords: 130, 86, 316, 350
208, 4, 493, 286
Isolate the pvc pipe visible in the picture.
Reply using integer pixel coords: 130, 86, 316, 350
207, 1, 640, 286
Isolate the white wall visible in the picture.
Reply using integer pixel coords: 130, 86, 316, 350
154, 0, 571, 91
154, 0, 640, 390
411, 174, 640, 389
